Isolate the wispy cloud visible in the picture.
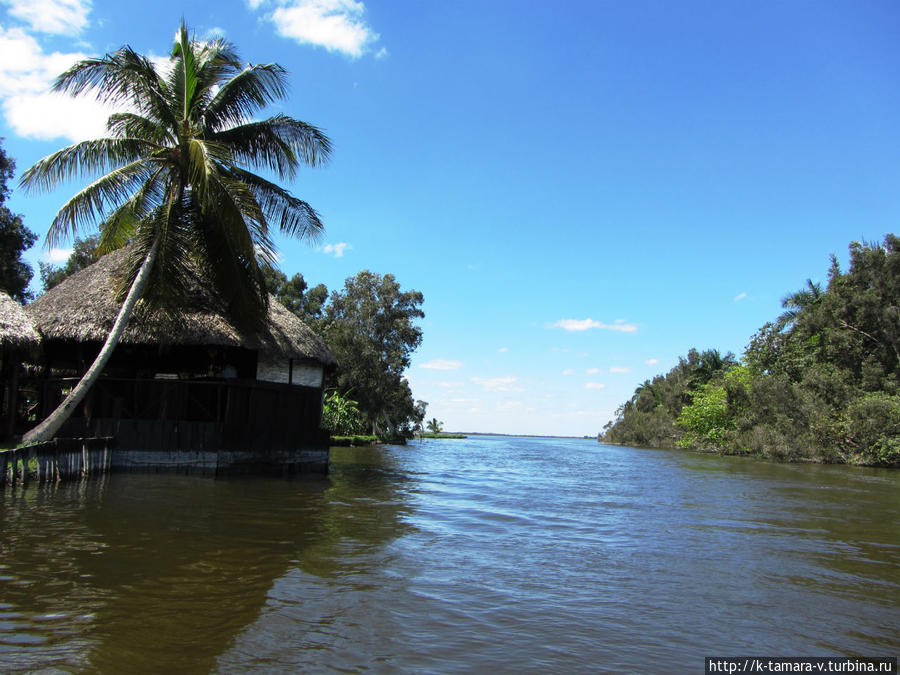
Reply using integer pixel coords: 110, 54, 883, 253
585, 368, 602, 374
645, 358, 659, 366
260, 0, 380, 58
733, 292, 747, 302
448, 397, 480, 406
551, 318, 637, 333
471, 376, 522, 392
420, 359, 463, 371
584, 382, 606, 390
562, 369, 576, 375
2, 0, 90, 35
322, 242, 351, 257
498, 347, 509, 353
609, 366, 631, 374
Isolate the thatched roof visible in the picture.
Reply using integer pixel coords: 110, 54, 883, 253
0, 290, 40, 351
27, 248, 336, 367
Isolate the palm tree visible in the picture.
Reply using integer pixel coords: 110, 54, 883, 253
20, 21, 331, 443
776, 279, 823, 331
426, 418, 443, 434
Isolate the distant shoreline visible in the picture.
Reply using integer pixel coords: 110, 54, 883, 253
457, 432, 595, 440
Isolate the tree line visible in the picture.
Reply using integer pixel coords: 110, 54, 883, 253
602, 235, 900, 466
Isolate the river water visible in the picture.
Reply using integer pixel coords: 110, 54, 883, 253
1, 436, 897, 672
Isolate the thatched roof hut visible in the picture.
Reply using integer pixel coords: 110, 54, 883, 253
26, 247, 336, 372
0, 290, 40, 351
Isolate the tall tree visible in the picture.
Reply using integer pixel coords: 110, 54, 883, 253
39, 234, 101, 292
323, 270, 424, 436
0, 141, 37, 303
20, 21, 331, 443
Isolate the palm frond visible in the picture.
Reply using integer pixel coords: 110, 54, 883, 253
97, 165, 170, 254
229, 167, 325, 242
203, 63, 289, 132
106, 112, 173, 146
190, 39, 243, 124
204, 169, 274, 263
212, 114, 332, 178
195, 218, 269, 333
54, 47, 174, 127
19, 138, 156, 193
115, 190, 198, 314
44, 159, 162, 247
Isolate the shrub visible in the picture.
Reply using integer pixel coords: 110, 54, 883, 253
838, 393, 900, 465
322, 391, 365, 435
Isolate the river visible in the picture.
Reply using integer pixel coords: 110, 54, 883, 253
1, 435, 898, 672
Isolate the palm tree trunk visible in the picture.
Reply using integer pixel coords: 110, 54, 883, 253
22, 235, 161, 444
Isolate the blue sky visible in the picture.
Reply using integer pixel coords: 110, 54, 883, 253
2, 0, 898, 436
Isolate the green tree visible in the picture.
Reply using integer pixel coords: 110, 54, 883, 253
39, 234, 101, 291
776, 278, 823, 331
323, 270, 424, 437
0, 141, 37, 303
426, 418, 443, 434
20, 21, 331, 443
262, 263, 328, 330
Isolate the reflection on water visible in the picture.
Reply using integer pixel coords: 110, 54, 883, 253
1, 438, 898, 672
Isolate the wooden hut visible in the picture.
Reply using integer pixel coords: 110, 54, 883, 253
23, 248, 337, 473
0, 290, 41, 441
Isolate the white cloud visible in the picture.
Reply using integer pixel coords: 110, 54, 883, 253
0, 26, 114, 142
3, 0, 90, 35
609, 367, 631, 374
420, 359, 463, 371
322, 242, 351, 257
584, 382, 606, 390
585, 368, 601, 374
44, 247, 72, 262
562, 369, 576, 375
265, 0, 380, 58
436, 381, 464, 388
733, 292, 747, 302
498, 347, 509, 353
645, 358, 659, 366
471, 376, 522, 392
551, 318, 637, 333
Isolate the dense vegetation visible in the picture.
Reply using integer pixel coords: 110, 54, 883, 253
603, 236, 900, 466
0, 141, 37, 303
